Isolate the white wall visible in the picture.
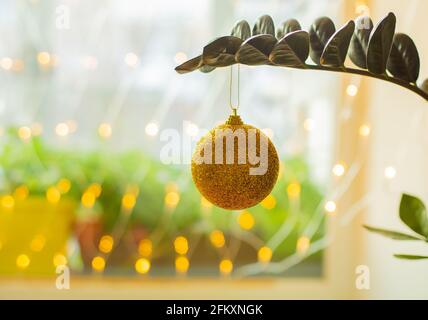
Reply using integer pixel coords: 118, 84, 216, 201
362, 0, 428, 299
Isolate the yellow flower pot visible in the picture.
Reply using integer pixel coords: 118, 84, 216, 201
0, 197, 75, 276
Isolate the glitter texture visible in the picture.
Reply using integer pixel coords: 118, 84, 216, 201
191, 115, 279, 210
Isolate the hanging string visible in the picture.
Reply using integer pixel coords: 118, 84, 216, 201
229, 64, 240, 115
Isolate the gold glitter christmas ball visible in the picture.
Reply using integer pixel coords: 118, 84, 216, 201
191, 114, 279, 210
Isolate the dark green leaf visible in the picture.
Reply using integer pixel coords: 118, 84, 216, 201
367, 12, 396, 74
235, 34, 277, 65
175, 55, 203, 74
309, 17, 336, 65
269, 31, 309, 68
394, 254, 428, 260
252, 15, 275, 37
400, 194, 428, 238
387, 33, 420, 83
202, 36, 243, 67
364, 225, 424, 241
349, 16, 373, 68
276, 19, 301, 39
199, 65, 216, 73
231, 20, 251, 41
321, 20, 355, 67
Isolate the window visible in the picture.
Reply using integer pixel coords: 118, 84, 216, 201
0, 0, 342, 279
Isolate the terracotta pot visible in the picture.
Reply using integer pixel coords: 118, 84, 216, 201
75, 219, 103, 268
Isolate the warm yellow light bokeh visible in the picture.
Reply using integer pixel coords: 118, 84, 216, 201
18, 126, 32, 141
53, 254, 67, 267
209, 230, 225, 248
332, 163, 346, 177
0, 57, 13, 70
81, 192, 96, 208
303, 118, 315, 131
30, 234, 46, 252
258, 246, 273, 263
138, 239, 152, 257
175, 256, 189, 273
55, 122, 69, 137
296, 236, 310, 255
287, 182, 301, 198
359, 124, 371, 137
237, 211, 255, 230
219, 259, 233, 275
99, 235, 114, 254
346, 84, 358, 97
88, 183, 102, 197
13, 185, 29, 201
325, 201, 337, 215
57, 179, 71, 194
135, 258, 151, 274
165, 191, 180, 208
1, 195, 15, 209
98, 123, 112, 139
261, 194, 276, 210
145, 122, 159, 137
122, 193, 136, 210
37, 52, 51, 66
174, 236, 188, 255
12, 59, 25, 72
384, 166, 397, 180
174, 52, 188, 65
91, 256, 105, 272
16, 254, 30, 269
124, 52, 139, 67
46, 187, 61, 204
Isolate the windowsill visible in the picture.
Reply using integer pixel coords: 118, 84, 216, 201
0, 275, 335, 299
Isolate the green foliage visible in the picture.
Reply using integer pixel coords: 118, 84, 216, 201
0, 128, 325, 262
363, 226, 424, 241
365, 194, 428, 260
394, 254, 428, 260
399, 194, 428, 238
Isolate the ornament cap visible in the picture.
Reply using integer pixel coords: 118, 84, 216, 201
225, 113, 244, 125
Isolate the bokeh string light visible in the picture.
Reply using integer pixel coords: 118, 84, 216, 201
1, 66, 367, 277
2, 0, 418, 279
234, 0, 377, 277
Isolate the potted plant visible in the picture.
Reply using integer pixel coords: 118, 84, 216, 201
364, 194, 428, 260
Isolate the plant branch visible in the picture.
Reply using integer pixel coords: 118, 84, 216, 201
300, 64, 428, 101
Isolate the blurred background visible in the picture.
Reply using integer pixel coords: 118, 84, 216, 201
0, 0, 427, 299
